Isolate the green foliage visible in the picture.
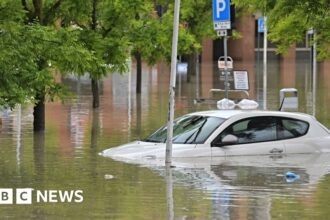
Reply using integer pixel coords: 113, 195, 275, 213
0, 0, 131, 108
161, 0, 215, 57
0, 21, 106, 107
233, 0, 330, 59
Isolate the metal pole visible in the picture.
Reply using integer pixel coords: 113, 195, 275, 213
312, 30, 317, 117
165, 0, 180, 165
257, 31, 260, 101
224, 34, 228, 98
196, 52, 200, 99
263, 17, 268, 110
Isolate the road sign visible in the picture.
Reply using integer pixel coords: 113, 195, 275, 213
217, 30, 227, 37
233, 71, 249, 90
213, 0, 231, 30
218, 56, 233, 70
258, 18, 265, 33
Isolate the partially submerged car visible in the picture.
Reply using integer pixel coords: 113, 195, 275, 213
101, 110, 330, 165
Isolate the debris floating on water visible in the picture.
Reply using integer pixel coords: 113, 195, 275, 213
104, 174, 115, 180
285, 171, 300, 183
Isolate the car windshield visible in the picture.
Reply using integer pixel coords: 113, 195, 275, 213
144, 115, 225, 144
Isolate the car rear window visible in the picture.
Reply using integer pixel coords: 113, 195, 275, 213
277, 118, 309, 140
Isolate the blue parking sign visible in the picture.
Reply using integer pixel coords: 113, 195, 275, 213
213, 0, 231, 30
258, 18, 265, 33
213, 0, 231, 22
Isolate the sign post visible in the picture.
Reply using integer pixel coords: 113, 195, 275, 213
257, 18, 264, 103
263, 17, 268, 110
165, 0, 180, 165
213, 0, 231, 98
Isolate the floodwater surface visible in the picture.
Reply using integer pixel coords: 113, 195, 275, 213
1, 57, 330, 219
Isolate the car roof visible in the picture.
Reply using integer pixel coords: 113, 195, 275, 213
189, 110, 315, 121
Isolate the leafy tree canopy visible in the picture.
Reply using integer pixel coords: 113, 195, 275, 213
233, 0, 330, 59
0, 0, 129, 108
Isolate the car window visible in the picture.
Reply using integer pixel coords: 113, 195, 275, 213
277, 118, 309, 139
214, 116, 310, 146
144, 115, 225, 144
217, 117, 277, 144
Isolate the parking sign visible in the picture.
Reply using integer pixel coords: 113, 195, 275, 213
258, 18, 265, 33
213, 0, 231, 30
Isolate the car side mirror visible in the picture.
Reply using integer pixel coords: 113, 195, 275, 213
221, 134, 238, 145
212, 134, 238, 147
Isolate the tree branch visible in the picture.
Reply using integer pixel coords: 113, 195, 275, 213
43, 0, 62, 25
21, 0, 35, 23
21, 0, 30, 13
32, 0, 43, 23
101, 26, 113, 37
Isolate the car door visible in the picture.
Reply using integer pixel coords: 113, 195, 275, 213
278, 118, 317, 154
211, 116, 285, 156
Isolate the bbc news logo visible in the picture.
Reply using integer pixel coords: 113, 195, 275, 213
0, 188, 83, 205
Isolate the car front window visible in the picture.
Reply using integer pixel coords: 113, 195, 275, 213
144, 115, 225, 144
218, 117, 277, 144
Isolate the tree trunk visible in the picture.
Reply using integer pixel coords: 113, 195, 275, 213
135, 52, 142, 94
187, 52, 198, 83
92, 78, 100, 108
90, 0, 100, 108
91, 109, 99, 149
91, 0, 97, 30
32, 0, 43, 22
33, 93, 45, 131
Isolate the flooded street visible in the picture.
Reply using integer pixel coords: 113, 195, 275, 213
1, 58, 330, 219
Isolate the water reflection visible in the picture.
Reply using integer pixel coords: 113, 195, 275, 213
33, 131, 45, 180
165, 164, 174, 220
154, 153, 330, 219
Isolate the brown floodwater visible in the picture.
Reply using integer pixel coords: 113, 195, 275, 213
0, 57, 330, 219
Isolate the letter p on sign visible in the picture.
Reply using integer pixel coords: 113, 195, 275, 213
216, 0, 226, 18
213, 0, 231, 22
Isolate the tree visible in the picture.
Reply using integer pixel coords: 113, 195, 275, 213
161, 0, 215, 82
0, 0, 107, 130
68, 0, 130, 108
233, 0, 330, 59
124, 0, 167, 94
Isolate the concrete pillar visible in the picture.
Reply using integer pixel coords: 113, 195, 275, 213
201, 39, 214, 97
201, 38, 213, 63
280, 46, 296, 88
229, 15, 255, 62
228, 15, 256, 98
318, 60, 330, 122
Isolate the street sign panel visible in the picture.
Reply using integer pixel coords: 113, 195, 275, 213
217, 29, 227, 37
214, 21, 231, 30
213, 0, 231, 30
218, 56, 233, 70
234, 71, 249, 90
258, 18, 265, 33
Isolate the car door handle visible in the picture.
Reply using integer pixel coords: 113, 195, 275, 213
269, 148, 283, 154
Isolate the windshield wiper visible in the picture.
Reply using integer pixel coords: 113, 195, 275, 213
183, 116, 203, 128
183, 119, 208, 144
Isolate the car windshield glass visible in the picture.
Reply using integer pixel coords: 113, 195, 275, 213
144, 115, 225, 144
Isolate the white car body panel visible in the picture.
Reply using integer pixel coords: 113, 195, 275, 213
212, 141, 285, 156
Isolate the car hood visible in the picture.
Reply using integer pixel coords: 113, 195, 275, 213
100, 141, 216, 166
